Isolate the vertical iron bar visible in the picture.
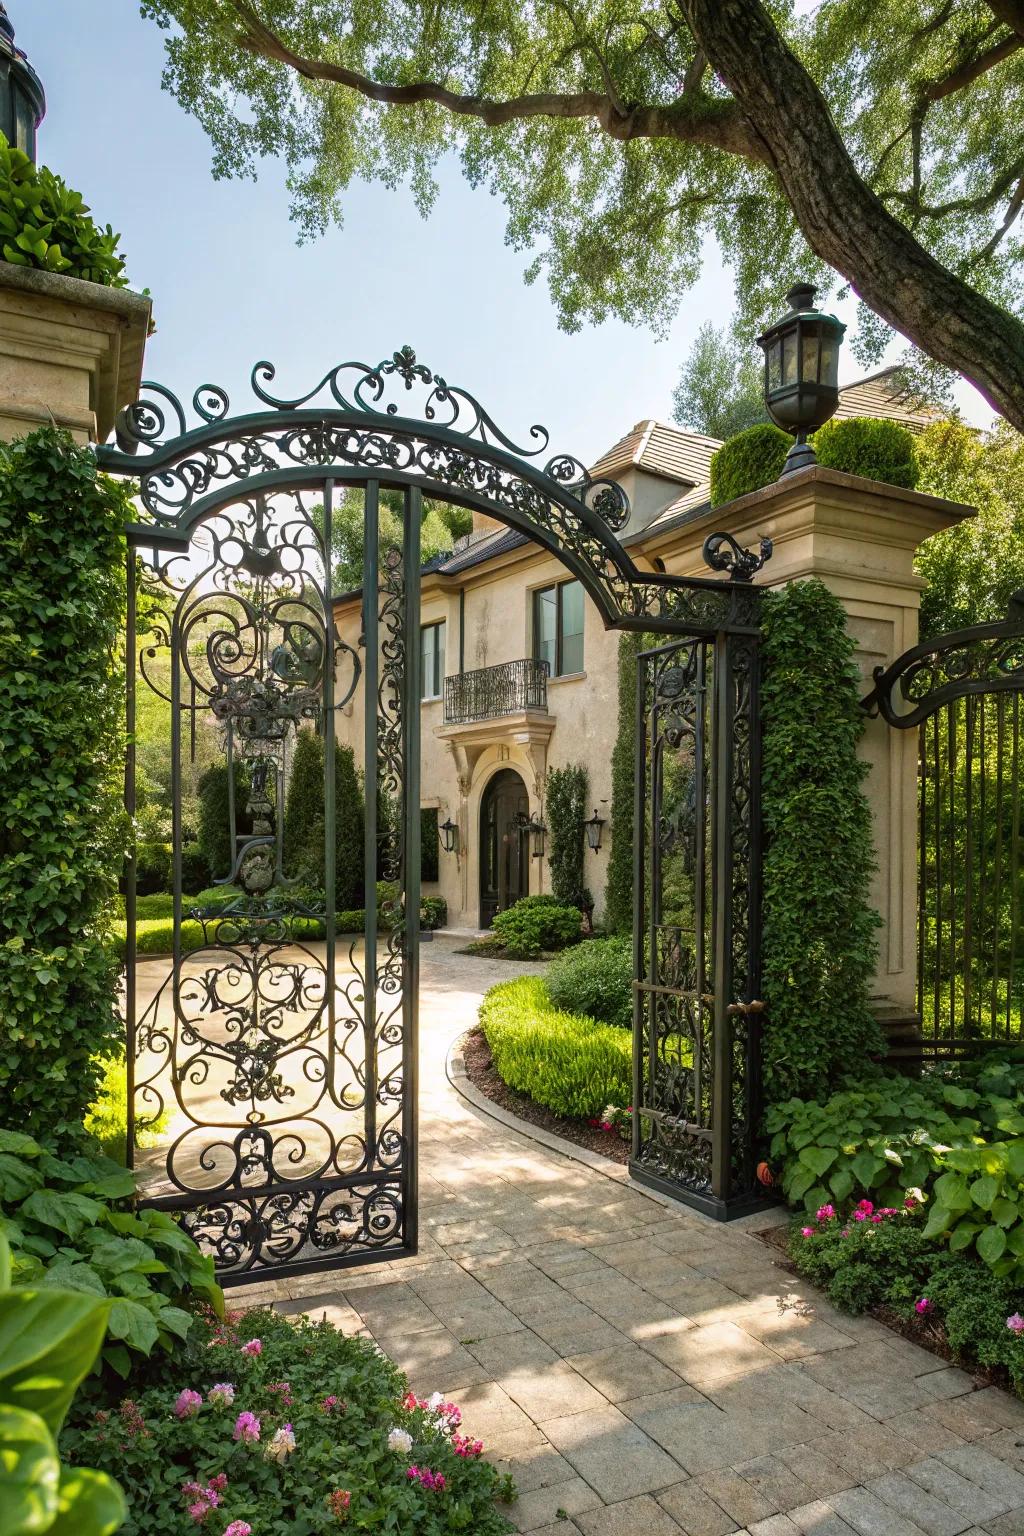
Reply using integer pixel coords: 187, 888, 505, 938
1010, 695, 1021, 1039
322, 481, 336, 1096
631, 648, 647, 1165
693, 643, 707, 1128
362, 482, 380, 1175
994, 695, 1005, 1038
124, 547, 137, 1167
917, 721, 927, 1037
964, 698, 975, 1039
710, 632, 733, 1204
744, 634, 763, 1168
402, 486, 422, 1253
931, 711, 941, 1046
948, 705, 957, 1045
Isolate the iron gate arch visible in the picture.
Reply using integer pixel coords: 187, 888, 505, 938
97, 346, 766, 1284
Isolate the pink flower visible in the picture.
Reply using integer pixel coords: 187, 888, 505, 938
904, 1195, 918, 1210
188, 1502, 210, 1524
915, 1297, 933, 1315
841, 1227, 851, 1237
175, 1389, 203, 1420
854, 1199, 874, 1219
267, 1381, 292, 1407
321, 1395, 345, 1414
407, 1466, 447, 1491
208, 1475, 228, 1493
452, 1433, 484, 1457
801, 1226, 815, 1237
328, 1489, 351, 1519
240, 1339, 262, 1357
233, 1410, 261, 1444
816, 1204, 835, 1222
1007, 1313, 1024, 1333
224, 1525, 252, 1536
208, 1383, 235, 1407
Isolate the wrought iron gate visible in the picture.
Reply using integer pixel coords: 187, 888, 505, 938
864, 598, 1024, 1060
630, 583, 764, 1217
99, 348, 766, 1283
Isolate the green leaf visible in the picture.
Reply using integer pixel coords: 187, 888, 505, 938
991, 1198, 1019, 1228
949, 1222, 979, 1251
0, 1133, 40, 1159
933, 1172, 972, 1212
0, 1232, 10, 1293
0, 1403, 59, 1536
850, 1151, 884, 1189
20, 1193, 103, 1242
829, 1165, 854, 1201
0, 1290, 109, 1433
969, 1174, 999, 1211
49, 1467, 126, 1536
39, 1262, 106, 1298
978, 1225, 1008, 1265
799, 1146, 836, 1177
922, 1202, 954, 1240
0, 1155, 43, 1203
107, 1299, 158, 1355
154, 1305, 192, 1342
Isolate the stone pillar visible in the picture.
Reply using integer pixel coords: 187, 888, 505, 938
0, 263, 151, 443
644, 465, 972, 1017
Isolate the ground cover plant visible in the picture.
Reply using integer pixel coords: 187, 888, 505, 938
788, 1200, 1024, 1396
767, 1050, 1024, 1280
62, 1304, 515, 1536
479, 976, 631, 1119
0, 1130, 221, 1378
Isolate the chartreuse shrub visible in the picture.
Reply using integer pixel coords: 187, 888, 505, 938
480, 977, 631, 1118
0, 1231, 127, 1536
0, 133, 128, 287
760, 581, 883, 1103
545, 937, 633, 1029
812, 416, 919, 489
61, 1305, 516, 1536
766, 1051, 1024, 1280
788, 1203, 1024, 1396
546, 764, 588, 909
0, 430, 132, 1146
0, 1129, 222, 1377
490, 896, 581, 959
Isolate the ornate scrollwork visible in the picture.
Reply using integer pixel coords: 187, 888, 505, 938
862, 597, 1024, 728
702, 531, 773, 583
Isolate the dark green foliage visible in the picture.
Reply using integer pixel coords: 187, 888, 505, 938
196, 760, 250, 884
421, 895, 447, 930
134, 841, 171, 896
0, 1129, 221, 1375
709, 423, 790, 506
546, 764, 587, 908
605, 632, 643, 936
760, 581, 883, 1104
0, 135, 128, 287
766, 1051, 1024, 1280
421, 808, 440, 884
789, 1204, 1024, 1396
334, 745, 365, 909
0, 431, 130, 1146
545, 937, 633, 1028
318, 487, 472, 593
480, 977, 632, 1119
179, 843, 208, 896
63, 1305, 515, 1536
812, 416, 919, 489
490, 895, 581, 959
283, 727, 324, 880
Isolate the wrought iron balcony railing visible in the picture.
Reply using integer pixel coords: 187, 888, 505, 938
444, 657, 550, 725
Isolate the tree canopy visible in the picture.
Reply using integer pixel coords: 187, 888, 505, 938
672, 322, 768, 438
141, 0, 1024, 427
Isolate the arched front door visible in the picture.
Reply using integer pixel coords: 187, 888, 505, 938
480, 769, 529, 927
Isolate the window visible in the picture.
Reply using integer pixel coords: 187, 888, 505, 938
532, 580, 584, 677
421, 620, 446, 700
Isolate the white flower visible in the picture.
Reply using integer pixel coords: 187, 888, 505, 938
387, 1427, 413, 1454
427, 1392, 444, 1413
265, 1423, 296, 1463
602, 1104, 620, 1123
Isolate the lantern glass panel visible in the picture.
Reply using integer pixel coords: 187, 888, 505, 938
801, 325, 821, 384
782, 330, 798, 386
819, 333, 839, 388
767, 340, 782, 393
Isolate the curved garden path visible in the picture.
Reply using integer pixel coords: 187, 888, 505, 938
211, 937, 1024, 1536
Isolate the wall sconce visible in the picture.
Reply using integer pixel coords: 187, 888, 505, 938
438, 815, 459, 855
583, 808, 605, 852
517, 810, 547, 860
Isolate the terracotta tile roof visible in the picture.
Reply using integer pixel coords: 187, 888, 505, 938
590, 418, 722, 487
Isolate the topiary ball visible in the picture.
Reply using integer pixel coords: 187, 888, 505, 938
709, 422, 791, 507
811, 416, 919, 489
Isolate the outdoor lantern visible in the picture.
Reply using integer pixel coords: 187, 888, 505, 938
583, 808, 605, 853
517, 810, 547, 860
438, 815, 459, 855
0, 6, 44, 162
756, 282, 846, 475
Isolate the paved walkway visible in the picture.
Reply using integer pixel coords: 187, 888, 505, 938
231, 939, 1024, 1536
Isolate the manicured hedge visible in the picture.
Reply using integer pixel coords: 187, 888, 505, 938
709, 422, 791, 506
545, 937, 633, 1028
490, 895, 581, 959
479, 976, 631, 1118
709, 414, 920, 507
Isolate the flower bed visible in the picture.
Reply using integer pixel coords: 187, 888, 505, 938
787, 1197, 1024, 1396
63, 1305, 515, 1535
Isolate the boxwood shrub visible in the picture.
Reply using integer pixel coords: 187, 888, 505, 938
490, 895, 581, 959
545, 937, 633, 1028
479, 976, 631, 1118
812, 416, 919, 488
709, 422, 791, 506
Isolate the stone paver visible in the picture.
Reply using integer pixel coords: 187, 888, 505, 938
198, 937, 1024, 1536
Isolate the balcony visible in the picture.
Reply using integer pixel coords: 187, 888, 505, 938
443, 657, 549, 725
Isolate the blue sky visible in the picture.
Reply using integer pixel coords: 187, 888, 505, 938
21, 1, 989, 462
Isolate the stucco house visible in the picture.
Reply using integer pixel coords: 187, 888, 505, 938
332, 368, 937, 932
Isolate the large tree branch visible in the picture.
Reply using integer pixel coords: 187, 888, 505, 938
680, 0, 1024, 433
987, 0, 1024, 39
225, 0, 768, 160
919, 30, 1021, 104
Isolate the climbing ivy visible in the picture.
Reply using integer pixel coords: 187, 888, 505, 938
605, 631, 643, 934
546, 763, 587, 909
0, 430, 131, 1145
760, 580, 883, 1105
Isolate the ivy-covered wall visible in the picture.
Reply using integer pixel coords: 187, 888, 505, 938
759, 579, 884, 1104
0, 430, 131, 1145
